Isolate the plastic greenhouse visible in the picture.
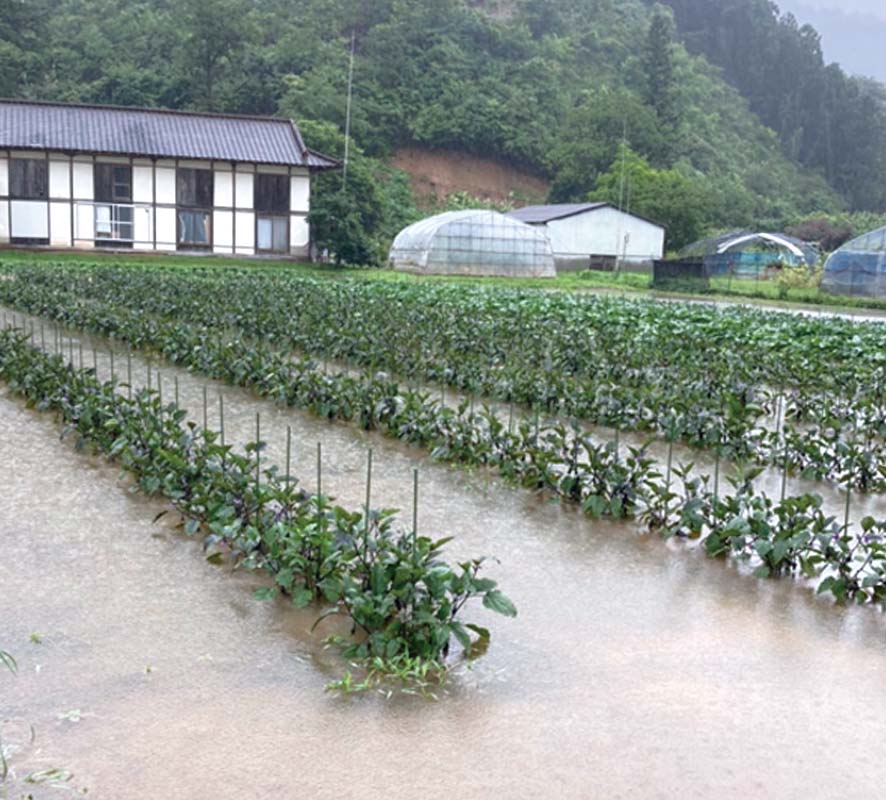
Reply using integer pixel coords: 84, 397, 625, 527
822, 227, 886, 297
679, 231, 819, 279
388, 210, 556, 278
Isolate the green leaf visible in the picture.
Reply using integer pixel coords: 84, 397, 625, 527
291, 586, 314, 608
482, 590, 517, 618
449, 622, 472, 650
253, 587, 277, 601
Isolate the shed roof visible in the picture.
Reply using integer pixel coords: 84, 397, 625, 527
508, 203, 607, 224
508, 202, 665, 230
0, 100, 339, 169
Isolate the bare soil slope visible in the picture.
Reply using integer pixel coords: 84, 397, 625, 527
392, 146, 550, 206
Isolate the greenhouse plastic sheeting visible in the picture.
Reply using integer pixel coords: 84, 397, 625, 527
388, 210, 556, 278
822, 227, 886, 297
680, 231, 818, 279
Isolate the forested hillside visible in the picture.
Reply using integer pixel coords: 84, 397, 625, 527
1, 0, 884, 260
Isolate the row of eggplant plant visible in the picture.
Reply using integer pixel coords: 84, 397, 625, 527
0, 329, 517, 684
1, 271, 885, 494
1, 261, 884, 491
3, 309, 886, 607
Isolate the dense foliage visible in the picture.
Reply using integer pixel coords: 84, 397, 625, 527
659, 0, 886, 212
5, 0, 879, 257
3, 260, 886, 496
3, 261, 886, 607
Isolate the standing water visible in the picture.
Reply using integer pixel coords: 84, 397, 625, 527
3, 323, 886, 798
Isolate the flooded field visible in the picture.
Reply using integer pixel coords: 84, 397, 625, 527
4, 317, 886, 797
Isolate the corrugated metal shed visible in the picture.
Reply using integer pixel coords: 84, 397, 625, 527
0, 100, 339, 169
509, 202, 665, 230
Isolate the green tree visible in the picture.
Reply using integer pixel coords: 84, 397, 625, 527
590, 145, 712, 250
177, 0, 255, 110
643, 4, 679, 155
295, 118, 418, 265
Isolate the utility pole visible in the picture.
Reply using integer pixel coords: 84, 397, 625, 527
342, 31, 356, 190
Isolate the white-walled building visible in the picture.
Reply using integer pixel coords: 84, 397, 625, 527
508, 203, 665, 271
0, 100, 338, 257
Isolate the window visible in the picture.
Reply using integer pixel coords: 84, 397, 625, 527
177, 167, 212, 249
94, 164, 132, 203
178, 210, 211, 248
254, 173, 289, 213
176, 168, 213, 208
94, 164, 134, 248
257, 216, 288, 253
9, 158, 48, 200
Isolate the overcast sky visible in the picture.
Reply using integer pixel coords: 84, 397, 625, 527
783, 0, 886, 19
778, 1, 886, 80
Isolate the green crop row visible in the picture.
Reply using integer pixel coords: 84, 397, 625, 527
0, 330, 516, 676
1, 261, 884, 491
2, 300, 886, 606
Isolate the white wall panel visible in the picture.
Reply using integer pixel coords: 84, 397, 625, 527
155, 167, 176, 206
213, 210, 233, 248
214, 171, 233, 208
133, 166, 153, 204
290, 215, 310, 249
0, 201, 8, 241
10, 201, 49, 238
49, 161, 71, 199
235, 211, 254, 253
0, 159, 8, 196
72, 162, 93, 200
74, 202, 94, 245
156, 207, 177, 250
235, 173, 253, 209
50, 201, 71, 246
133, 206, 153, 250
290, 176, 310, 213
546, 207, 665, 262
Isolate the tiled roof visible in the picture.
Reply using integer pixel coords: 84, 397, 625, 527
0, 100, 339, 169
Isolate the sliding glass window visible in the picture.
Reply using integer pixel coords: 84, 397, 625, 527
176, 167, 213, 250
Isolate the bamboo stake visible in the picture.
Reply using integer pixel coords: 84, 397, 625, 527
665, 438, 674, 494
364, 448, 373, 558
218, 393, 225, 446
284, 425, 291, 491
412, 468, 419, 553
78, 341, 84, 370
40, 320, 45, 350
109, 349, 115, 382
158, 372, 163, 410
255, 412, 261, 488
175, 375, 180, 408
316, 441, 323, 526
127, 350, 133, 399
713, 447, 721, 500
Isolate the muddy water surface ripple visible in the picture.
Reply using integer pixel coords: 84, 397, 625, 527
2, 329, 886, 798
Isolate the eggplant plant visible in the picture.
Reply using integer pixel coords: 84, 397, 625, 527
0, 330, 516, 681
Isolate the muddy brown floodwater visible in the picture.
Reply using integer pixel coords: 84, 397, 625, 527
3, 319, 886, 799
